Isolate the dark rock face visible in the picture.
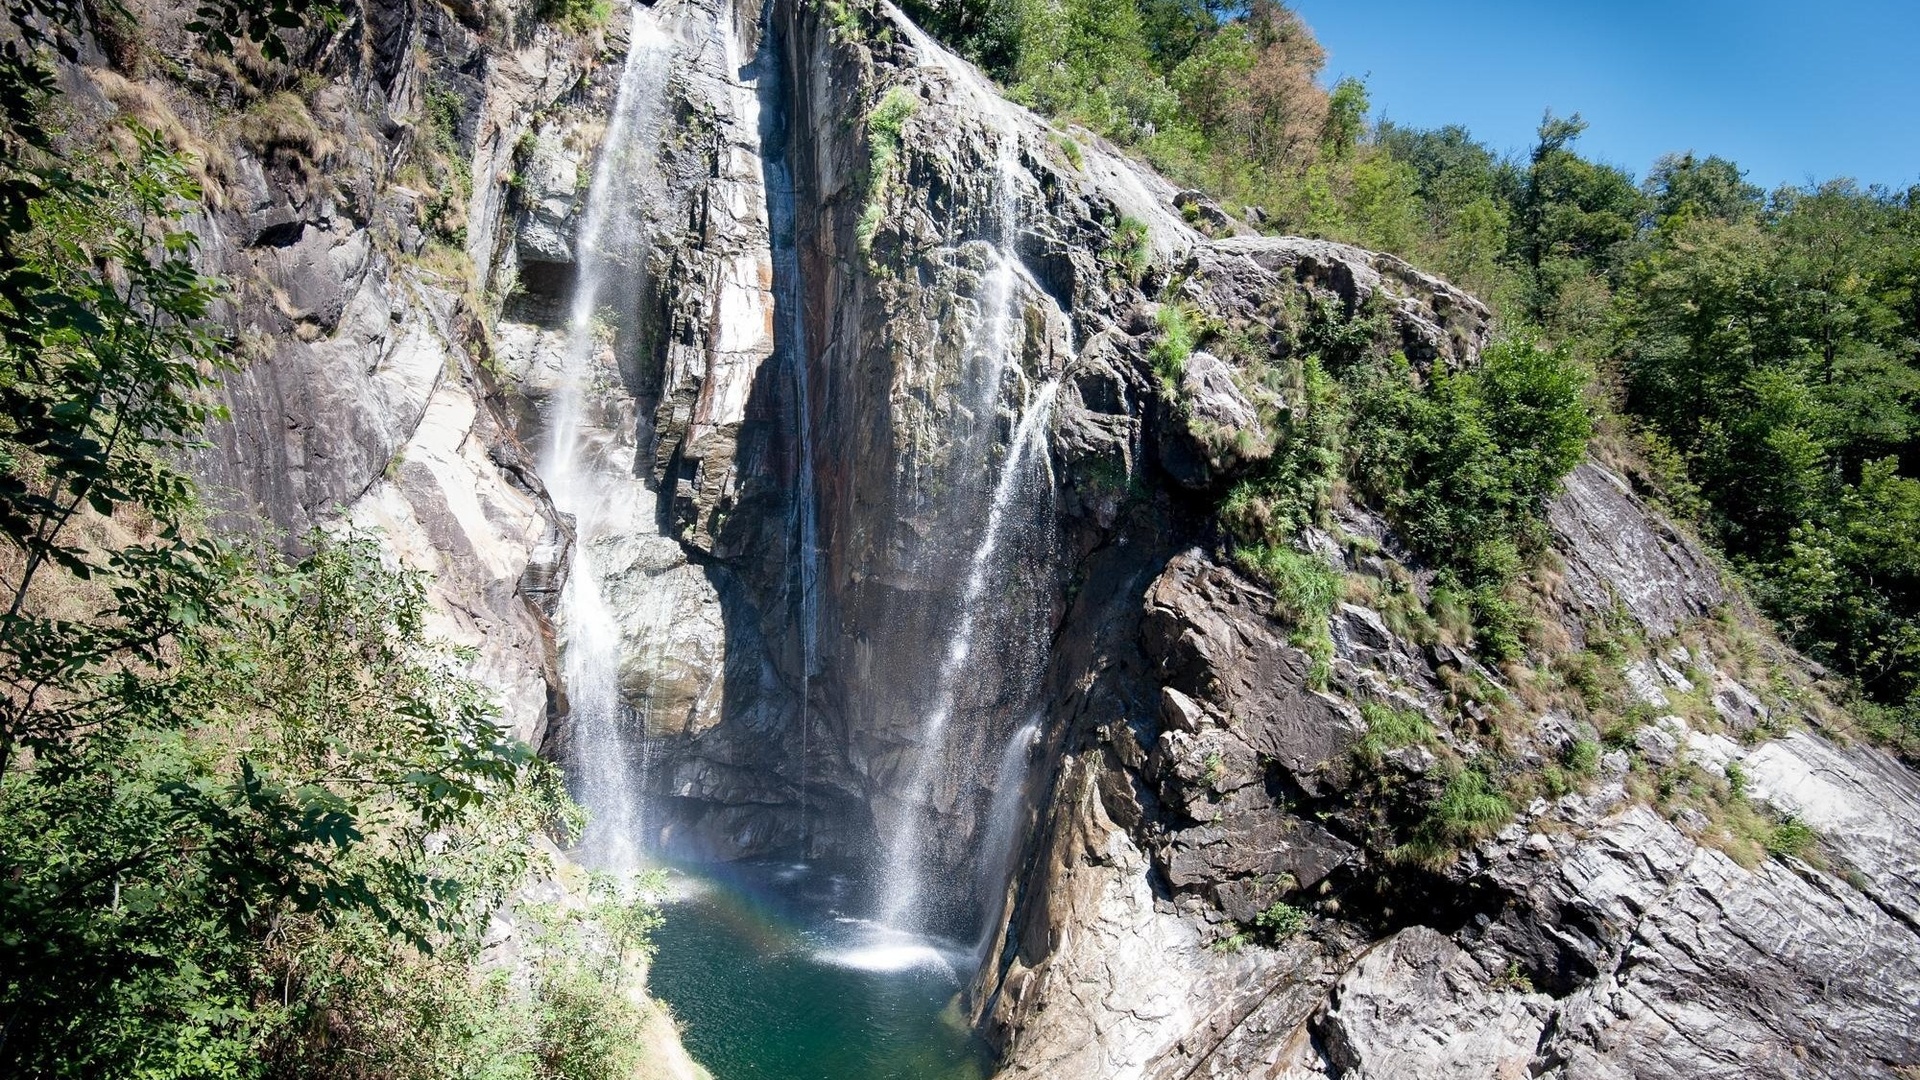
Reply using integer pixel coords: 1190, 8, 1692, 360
76, 1, 601, 746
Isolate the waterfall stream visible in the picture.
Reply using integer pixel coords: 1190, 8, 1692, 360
540, 7, 1057, 1073
541, 4, 672, 871
878, 367, 1059, 930
872, 123, 1061, 941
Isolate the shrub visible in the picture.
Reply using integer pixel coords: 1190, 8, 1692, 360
1403, 768, 1513, 862
537, 0, 613, 31
1151, 300, 1198, 389
1765, 816, 1817, 861
1220, 356, 1345, 545
1724, 760, 1748, 798
867, 86, 919, 181
1254, 901, 1307, 940
1238, 544, 1340, 625
1562, 738, 1601, 777
857, 87, 919, 255
1347, 339, 1591, 658
1109, 215, 1151, 283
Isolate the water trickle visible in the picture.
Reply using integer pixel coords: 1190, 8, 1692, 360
878, 376, 1059, 931
540, 5, 674, 871
972, 716, 1041, 956
768, 150, 820, 849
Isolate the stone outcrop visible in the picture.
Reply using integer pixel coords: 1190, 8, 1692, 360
1548, 460, 1729, 643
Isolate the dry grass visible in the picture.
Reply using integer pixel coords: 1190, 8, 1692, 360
85, 68, 233, 206
236, 91, 334, 175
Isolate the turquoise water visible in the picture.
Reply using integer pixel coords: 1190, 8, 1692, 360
646, 862, 994, 1080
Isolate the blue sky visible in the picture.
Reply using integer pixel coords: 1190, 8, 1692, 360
1287, 0, 1920, 191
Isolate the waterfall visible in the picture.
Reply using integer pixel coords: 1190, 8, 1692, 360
542, 4, 673, 871
761, 69, 820, 846
878, 375, 1059, 930
973, 716, 1041, 957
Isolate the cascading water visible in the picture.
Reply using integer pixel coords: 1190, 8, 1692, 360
541, 4, 673, 871
877, 382, 1060, 932
871, 119, 1067, 941
972, 716, 1041, 956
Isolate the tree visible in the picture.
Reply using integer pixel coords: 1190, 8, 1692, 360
1645, 152, 1763, 225
1515, 111, 1646, 274
1321, 76, 1368, 159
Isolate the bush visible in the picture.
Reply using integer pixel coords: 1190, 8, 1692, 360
1220, 356, 1346, 544
1254, 901, 1307, 941
858, 87, 919, 255
1347, 340, 1590, 657
1765, 816, 1817, 861
1562, 739, 1601, 776
1151, 300, 1198, 389
867, 86, 919, 180
1238, 544, 1340, 625
537, 0, 613, 31
1109, 215, 1151, 283
1407, 768, 1513, 859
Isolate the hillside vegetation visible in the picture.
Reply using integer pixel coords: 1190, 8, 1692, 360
0, 3, 663, 1076
910, 0, 1920, 751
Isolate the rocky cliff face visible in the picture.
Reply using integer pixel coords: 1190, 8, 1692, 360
83, 0, 1920, 1074
73, 0, 604, 747
756, 4, 1920, 1077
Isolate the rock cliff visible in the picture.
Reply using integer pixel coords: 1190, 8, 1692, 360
758, 3, 1920, 1077
74, 0, 1920, 1075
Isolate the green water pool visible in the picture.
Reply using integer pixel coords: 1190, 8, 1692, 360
645, 862, 994, 1080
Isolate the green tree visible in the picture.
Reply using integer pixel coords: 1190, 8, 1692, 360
1644, 151, 1763, 225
